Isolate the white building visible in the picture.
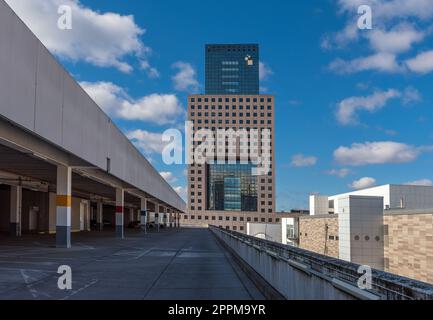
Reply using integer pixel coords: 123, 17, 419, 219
247, 218, 298, 246
310, 184, 433, 215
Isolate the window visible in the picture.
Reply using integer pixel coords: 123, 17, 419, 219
207, 162, 258, 212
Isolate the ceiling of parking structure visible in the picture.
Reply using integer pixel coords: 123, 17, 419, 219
0, 143, 143, 206
0, 144, 57, 184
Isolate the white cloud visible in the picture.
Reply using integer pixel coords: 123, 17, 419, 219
126, 129, 167, 155
290, 154, 317, 167
337, 0, 433, 21
174, 186, 187, 200
349, 177, 376, 190
406, 50, 433, 74
81, 81, 184, 125
334, 141, 427, 166
326, 168, 351, 178
404, 179, 433, 186
140, 60, 160, 78
329, 53, 402, 74
259, 62, 273, 81
159, 171, 177, 183
336, 89, 401, 125
326, 1, 433, 75
402, 86, 422, 105
6, 0, 156, 74
172, 62, 200, 92
368, 24, 425, 54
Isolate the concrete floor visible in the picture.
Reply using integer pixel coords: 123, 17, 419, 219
0, 228, 264, 300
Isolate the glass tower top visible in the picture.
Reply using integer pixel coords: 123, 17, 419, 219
205, 44, 259, 95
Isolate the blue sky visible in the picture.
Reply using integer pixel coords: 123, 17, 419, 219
7, 0, 433, 210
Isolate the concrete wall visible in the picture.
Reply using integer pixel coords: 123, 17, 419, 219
0, 1, 184, 211
326, 185, 433, 213
299, 215, 339, 258
309, 195, 329, 215
211, 227, 433, 300
389, 185, 433, 210
247, 223, 282, 243
384, 212, 433, 284
338, 196, 384, 270
329, 185, 390, 213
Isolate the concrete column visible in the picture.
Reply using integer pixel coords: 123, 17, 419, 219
115, 188, 124, 239
163, 207, 168, 228
177, 212, 181, 228
155, 205, 160, 232
10, 185, 22, 236
56, 165, 72, 248
140, 198, 147, 234
129, 207, 135, 224
97, 201, 103, 231
169, 209, 173, 228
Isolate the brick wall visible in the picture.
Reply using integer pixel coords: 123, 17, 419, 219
299, 215, 339, 258
384, 213, 433, 284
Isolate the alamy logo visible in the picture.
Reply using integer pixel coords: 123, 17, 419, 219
161, 122, 272, 176
357, 265, 373, 290
58, 5, 72, 30
57, 265, 72, 290
358, 5, 373, 30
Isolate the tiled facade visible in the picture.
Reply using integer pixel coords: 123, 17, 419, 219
384, 213, 433, 284
299, 212, 433, 284
299, 215, 339, 258
182, 94, 276, 231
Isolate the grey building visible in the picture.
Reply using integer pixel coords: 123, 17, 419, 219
205, 44, 259, 95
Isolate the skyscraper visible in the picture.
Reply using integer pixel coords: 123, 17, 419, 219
182, 44, 276, 233
205, 44, 259, 95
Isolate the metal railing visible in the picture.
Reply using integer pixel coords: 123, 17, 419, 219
210, 226, 433, 300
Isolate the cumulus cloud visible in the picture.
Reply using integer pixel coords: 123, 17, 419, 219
326, 1, 433, 75
290, 154, 318, 167
336, 87, 421, 125
349, 177, 376, 190
174, 186, 187, 200
368, 24, 425, 54
333, 141, 430, 166
404, 179, 433, 186
81, 81, 184, 125
6, 0, 156, 74
126, 129, 168, 155
259, 62, 274, 81
337, 0, 433, 21
329, 53, 402, 74
325, 168, 352, 178
172, 62, 200, 92
159, 171, 177, 183
406, 50, 433, 74
336, 89, 401, 125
